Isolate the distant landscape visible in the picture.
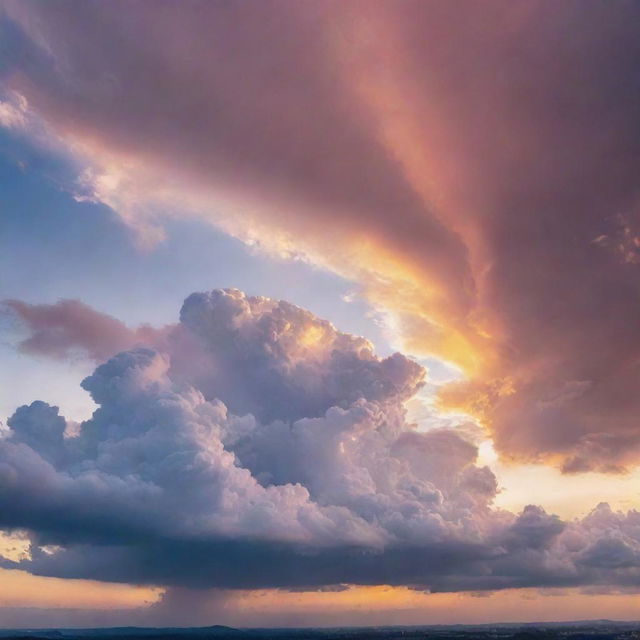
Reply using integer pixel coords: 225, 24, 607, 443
1, 621, 640, 640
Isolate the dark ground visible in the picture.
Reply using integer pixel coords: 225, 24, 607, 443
1, 620, 640, 640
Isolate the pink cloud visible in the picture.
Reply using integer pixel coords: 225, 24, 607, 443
4, 299, 167, 361
2, 1, 640, 471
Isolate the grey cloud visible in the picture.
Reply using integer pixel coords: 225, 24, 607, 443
1, 290, 640, 592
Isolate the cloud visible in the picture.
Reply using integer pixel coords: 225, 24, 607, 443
176, 289, 425, 423
1, 289, 640, 592
2, 1, 640, 471
4, 299, 168, 361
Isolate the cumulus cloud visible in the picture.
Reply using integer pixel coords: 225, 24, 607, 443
1, 289, 640, 592
176, 289, 425, 423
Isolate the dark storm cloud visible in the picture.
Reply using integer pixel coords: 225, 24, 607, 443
1, 290, 640, 592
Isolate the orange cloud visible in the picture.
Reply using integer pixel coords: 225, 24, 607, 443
3, 1, 640, 471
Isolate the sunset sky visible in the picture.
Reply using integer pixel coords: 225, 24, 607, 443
1, 0, 640, 628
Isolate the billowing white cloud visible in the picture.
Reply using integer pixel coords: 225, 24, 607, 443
175, 289, 425, 422
1, 290, 640, 592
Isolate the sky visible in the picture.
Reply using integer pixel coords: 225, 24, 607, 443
1, 0, 640, 629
